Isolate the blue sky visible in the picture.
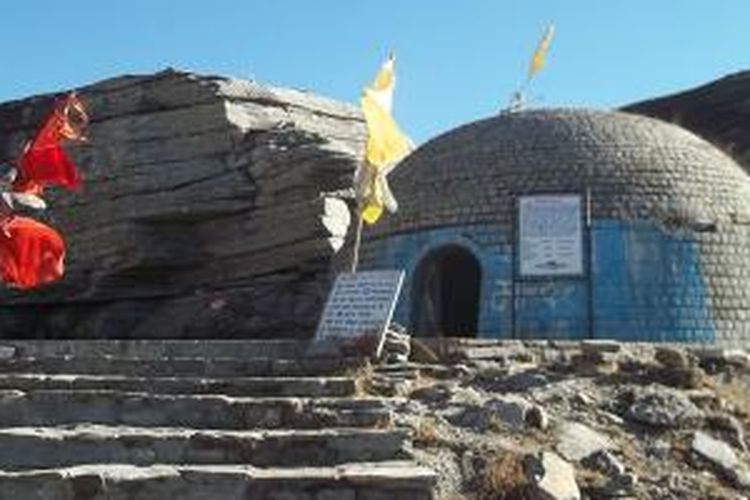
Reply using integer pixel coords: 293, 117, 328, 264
1, 1, 748, 143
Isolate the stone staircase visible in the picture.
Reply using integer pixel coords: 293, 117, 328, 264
0, 340, 436, 499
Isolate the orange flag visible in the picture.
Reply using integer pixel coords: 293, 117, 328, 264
528, 24, 555, 81
13, 93, 88, 193
0, 216, 65, 289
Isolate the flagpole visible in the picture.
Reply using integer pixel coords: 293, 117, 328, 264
350, 207, 364, 273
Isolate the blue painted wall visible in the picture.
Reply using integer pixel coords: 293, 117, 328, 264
360, 219, 715, 341
593, 220, 714, 342
360, 226, 512, 337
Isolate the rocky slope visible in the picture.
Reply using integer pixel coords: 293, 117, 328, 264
623, 71, 750, 171
368, 339, 750, 499
0, 69, 364, 339
0, 336, 747, 498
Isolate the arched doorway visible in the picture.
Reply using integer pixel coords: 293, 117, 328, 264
410, 245, 481, 337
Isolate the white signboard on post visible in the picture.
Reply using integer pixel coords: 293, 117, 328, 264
315, 270, 405, 356
518, 194, 584, 277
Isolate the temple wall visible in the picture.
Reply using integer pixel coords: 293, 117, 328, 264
361, 218, 734, 344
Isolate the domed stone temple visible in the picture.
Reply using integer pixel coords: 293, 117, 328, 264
359, 109, 750, 345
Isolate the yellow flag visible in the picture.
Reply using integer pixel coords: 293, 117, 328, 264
369, 53, 395, 112
528, 24, 555, 80
358, 53, 412, 225
361, 91, 411, 169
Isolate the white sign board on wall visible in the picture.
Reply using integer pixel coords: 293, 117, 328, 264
518, 194, 584, 277
315, 270, 404, 355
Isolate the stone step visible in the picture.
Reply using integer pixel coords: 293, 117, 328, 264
0, 373, 356, 397
0, 340, 311, 361
0, 391, 392, 429
0, 462, 436, 500
0, 356, 367, 378
0, 425, 410, 469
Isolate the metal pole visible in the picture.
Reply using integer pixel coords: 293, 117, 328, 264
350, 209, 364, 273
511, 196, 518, 339
586, 188, 595, 339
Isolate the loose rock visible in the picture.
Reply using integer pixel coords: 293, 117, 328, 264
525, 405, 550, 431
581, 450, 626, 476
525, 451, 581, 500
624, 384, 704, 428
483, 396, 533, 430
691, 431, 738, 475
601, 472, 639, 497
655, 346, 691, 369
555, 422, 615, 462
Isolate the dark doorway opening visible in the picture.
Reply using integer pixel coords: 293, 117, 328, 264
410, 245, 481, 337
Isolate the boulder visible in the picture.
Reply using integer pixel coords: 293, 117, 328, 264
0, 69, 365, 339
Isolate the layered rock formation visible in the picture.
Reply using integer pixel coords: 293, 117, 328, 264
623, 71, 750, 170
0, 69, 365, 338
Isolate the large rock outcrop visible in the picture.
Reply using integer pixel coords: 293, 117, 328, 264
0, 69, 365, 338
623, 71, 750, 171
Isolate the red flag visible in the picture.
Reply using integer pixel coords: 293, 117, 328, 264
0, 216, 65, 289
13, 93, 88, 193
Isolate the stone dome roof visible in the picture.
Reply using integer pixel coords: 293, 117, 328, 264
371, 109, 750, 236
